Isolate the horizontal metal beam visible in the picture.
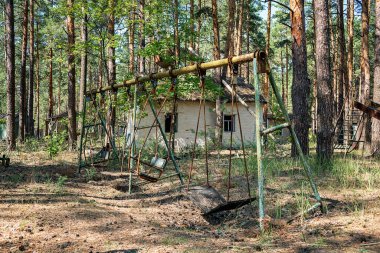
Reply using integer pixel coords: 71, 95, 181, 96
261, 122, 290, 135
86, 52, 267, 96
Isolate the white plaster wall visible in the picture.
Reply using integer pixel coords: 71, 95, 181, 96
221, 102, 256, 147
135, 100, 257, 151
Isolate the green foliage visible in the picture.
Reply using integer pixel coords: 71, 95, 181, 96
54, 175, 68, 194
24, 137, 41, 152
45, 131, 68, 158
85, 167, 97, 181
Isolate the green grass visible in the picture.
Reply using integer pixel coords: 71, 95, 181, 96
161, 235, 189, 245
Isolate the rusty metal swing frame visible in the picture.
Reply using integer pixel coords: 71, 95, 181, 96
80, 51, 323, 231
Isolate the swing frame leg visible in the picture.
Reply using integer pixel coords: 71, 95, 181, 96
268, 71, 322, 205
252, 59, 323, 232
147, 94, 184, 185
253, 59, 265, 231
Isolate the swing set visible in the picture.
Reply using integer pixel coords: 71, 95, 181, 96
78, 51, 323, 231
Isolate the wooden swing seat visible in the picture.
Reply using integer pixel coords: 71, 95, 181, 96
134, 156, 167, 182
138, 173, 159, 182
188, 185, 256, 216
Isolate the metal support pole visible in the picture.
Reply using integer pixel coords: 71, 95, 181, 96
129, 84, 138, 194
253, 59, 265, 231
268, 71, 322, 204
147, 95, 184, 185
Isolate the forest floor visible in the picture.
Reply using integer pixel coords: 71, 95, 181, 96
0, 148, 380, 253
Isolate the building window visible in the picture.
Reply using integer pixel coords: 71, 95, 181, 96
223, 114, 235, 132
165, 113, 178, 133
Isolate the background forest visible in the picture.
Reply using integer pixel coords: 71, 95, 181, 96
1, 0, 379, 160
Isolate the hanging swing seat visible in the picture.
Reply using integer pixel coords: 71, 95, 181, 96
132, 155, 167, 182
188, 186, 256, 216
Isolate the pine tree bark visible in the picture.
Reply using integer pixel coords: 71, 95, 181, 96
58, 49, 62, 115
360, 0, 371, 152
222, 0, 236, 79
196, 0, 202, 54
128, 2, 135, 73
174, 0, 180, 65
285, 44, 289, 108
67, 0, 77, 150
189, 0, 195, 49
290, 0, 311, 156
315, 0, 333, 160
27, 0, 35, 136
36, 21, 40, 138
106, 0, 116, 146
235, 0, 245, 56
5, 0, 16, 150
372, 0, 380, 154
139, 0, 145, 73
336, 0, 347, 139
264, 0, 271, 129
244, 7, 250, 83
347, 0, 354, 93
346, 0, 354, 144
211, 0, 222, 146
78, 1, 88, 135
48, 48, 53, 119
19, 0, 28, 142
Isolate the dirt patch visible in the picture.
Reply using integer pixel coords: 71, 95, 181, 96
1, 151, 380, 252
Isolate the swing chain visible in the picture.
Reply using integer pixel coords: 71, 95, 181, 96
196, 63, 206, 88
150, 78, 158, 94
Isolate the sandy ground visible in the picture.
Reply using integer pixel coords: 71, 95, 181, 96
0, 151, 380, 253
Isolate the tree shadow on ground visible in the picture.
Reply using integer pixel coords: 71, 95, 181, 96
101, 250, 138, 253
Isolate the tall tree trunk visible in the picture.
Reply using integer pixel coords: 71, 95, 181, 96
58, 49, 62, 115
5, 0, 16, 150
36, 21, 40, 138
328, 0, 337, 120
106, 0, 116, 146
281, 50, 285, 102
48, 48, 53, 118
67, 0, 77, 150
174, 0, 180, 65
372, 0, 380, 154
222, 0, 236, 79
27, 0, 35, 136
196, 0, 202, 54
346, 0, 354, 143
235, 0, 244, 56
78, 1, 88, 137
336, 0, 347, 139
139, 0, 145, 73
189, 0, 195, 49
347, 0, 354, 93
315, 0, 333, 160
312, 0, 317, 133
19, 0, 28, 142
285, 44, 289, 109
129, 3, 135, 73
263, 0, 271, 129
360, 0, 371, 152
244, 6, 250, 83
211, 0, 222, 146
290, 0, 311, 156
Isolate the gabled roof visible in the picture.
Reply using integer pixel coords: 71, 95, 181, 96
175, 77, 266, 103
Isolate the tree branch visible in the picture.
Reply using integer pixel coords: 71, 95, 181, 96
263, 0, 293, 13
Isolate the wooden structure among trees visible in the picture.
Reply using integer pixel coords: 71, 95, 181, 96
78, 52, 323, 231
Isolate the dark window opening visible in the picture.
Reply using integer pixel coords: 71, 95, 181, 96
165, 113, 178, 133
223, 114, 235, 132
